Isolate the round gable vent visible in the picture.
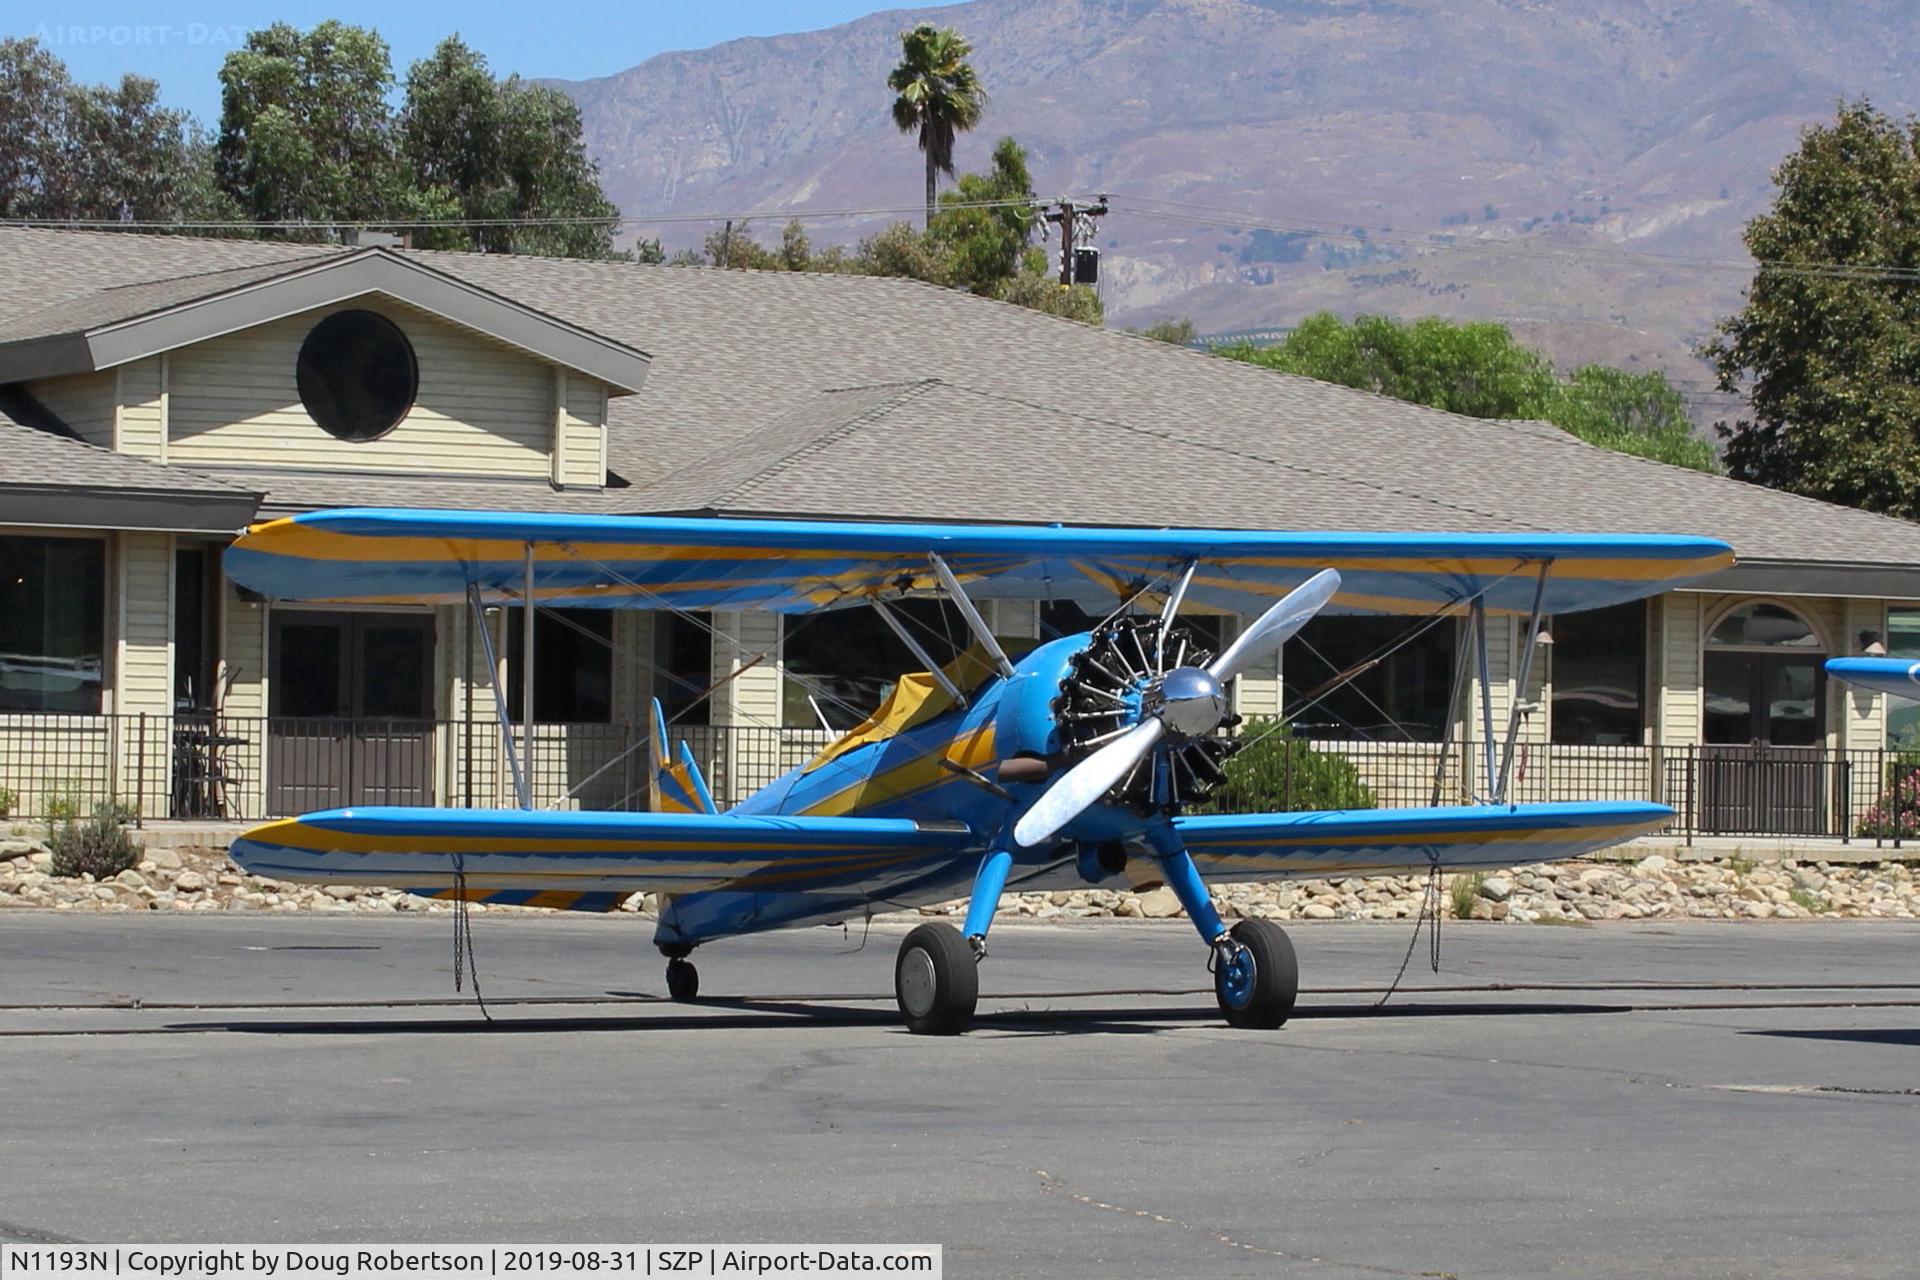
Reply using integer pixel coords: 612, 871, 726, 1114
296, 309, 418, 442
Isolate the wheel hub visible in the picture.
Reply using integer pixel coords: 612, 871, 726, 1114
898, 947, 938, 1018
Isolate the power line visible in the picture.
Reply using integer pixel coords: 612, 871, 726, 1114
0, 194, 1091, 233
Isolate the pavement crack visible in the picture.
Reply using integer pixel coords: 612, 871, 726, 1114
1030, 1168, 1458, 1278
0, 1219, 80, 1244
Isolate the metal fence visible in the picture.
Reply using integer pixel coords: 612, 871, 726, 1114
0, 713, 1914, 844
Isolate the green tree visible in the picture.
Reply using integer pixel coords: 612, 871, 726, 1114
1705, 100, 1920, 516
1239, 312, 1559, 418
993, 269, 1103, 323
888, 24, 986, 229
215, 21, 409, 229
400, 37, 620, 256
1134, 318, 1198, 345
1227, 312, 1717, 471
0, 38, 203, 224
1551, 365, 1715, 470
929, 136, 1035, 294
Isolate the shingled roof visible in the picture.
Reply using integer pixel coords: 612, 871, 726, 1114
2, 225, 1918, 596
0, 388, 260, 532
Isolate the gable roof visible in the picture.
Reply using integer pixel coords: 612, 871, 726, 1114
0, 239, 651, 394
2, 226, 1919, 596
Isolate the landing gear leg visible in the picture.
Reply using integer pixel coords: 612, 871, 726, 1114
961, 848, 1016, 959
659, 942, 698, 1002
1144, 820, 1297, 1029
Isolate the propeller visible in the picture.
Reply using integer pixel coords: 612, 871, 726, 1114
1013, 568, 1342, 847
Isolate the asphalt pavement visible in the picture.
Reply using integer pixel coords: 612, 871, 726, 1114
2, 912, 1918, 1278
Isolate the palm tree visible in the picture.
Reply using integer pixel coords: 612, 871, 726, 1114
888, 25, 986, 228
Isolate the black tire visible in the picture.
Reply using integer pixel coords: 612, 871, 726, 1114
1215, 919, 1298, 1030
665, 957, 699, 1002
894, 922, 979, 1035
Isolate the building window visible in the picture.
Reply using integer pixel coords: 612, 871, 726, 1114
782, 602, 969, 731
656, 612, 713, 727
1549, 600, 1647, 745
0, 535, 105, 713
173, 547, 218, 713
1702, 601, 1826, 747
296, 309, 418, 441
506, 607, 613, 723
1890, 608, 1920, 748
1285, 615, 1456, 741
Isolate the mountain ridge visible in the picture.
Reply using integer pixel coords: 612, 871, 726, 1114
551, 0, 1920, 398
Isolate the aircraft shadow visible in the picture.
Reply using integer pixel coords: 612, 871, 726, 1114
165, 997, 1630, 1037
1741, 1027, 1920, 1048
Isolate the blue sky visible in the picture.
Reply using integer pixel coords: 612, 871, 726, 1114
15, 2, 911, 123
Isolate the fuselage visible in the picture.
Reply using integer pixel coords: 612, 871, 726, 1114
659, 634, 1109, 944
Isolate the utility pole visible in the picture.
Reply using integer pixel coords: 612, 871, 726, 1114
1039, 197, 1110, 285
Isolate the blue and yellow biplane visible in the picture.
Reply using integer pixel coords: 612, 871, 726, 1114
225, 510, 1731, 1033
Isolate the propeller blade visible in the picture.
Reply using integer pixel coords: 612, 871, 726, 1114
1013, 718, 1165, 848
1207, 568, 1341, 684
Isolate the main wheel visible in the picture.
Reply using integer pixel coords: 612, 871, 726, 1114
1215, 919, 1298, 1029
894, 922, 979, 1035
665, 957, 699, 1002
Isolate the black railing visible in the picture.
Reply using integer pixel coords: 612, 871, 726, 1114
0, 713, 1912, 843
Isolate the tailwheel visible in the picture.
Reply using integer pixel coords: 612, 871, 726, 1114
894, 922, 979, 1035
1214, 919, 1298, 1030
665, 957, 699, 1002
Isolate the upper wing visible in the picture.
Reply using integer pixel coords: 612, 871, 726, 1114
1827, 657, 1920, 700
229, 807, 977, 910
1170, 801, 1671, 882
224, 508, 1732, 618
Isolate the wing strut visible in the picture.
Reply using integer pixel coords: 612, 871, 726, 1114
467, 582, 530, 809
872, 599, 968, 708
1495, 561, 1552, 803
1471, 596, 1497, 802
929, 553, 1015, 678
520, 542, 536, 810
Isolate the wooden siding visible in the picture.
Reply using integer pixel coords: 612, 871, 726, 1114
166, 297, 589, 477
117, 533, 172, 716
1841, 598, 1887, 752
221, 584, 267, 719
557, 372, 608, 487
1656, 592, 1703, 747
27, 369, 117, 447
117, 356, 167, 460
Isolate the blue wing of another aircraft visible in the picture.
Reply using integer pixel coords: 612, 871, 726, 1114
1827, 657, 1920, 700
224, 508, 1733, 618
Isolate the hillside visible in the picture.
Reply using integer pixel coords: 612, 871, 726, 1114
554, 0, 1920, 403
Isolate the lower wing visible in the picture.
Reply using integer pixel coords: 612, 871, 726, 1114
1173, 801, 1670, 882
230, 807, 978, 910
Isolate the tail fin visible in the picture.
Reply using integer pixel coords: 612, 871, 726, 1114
649, 697, 718, 814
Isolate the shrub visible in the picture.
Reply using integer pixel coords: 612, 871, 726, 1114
1198, 719, 1376, 814
1856, 754, 1920, 839
47, 803, 141, 880
1450, 872, 1486, 920
0, 785, 14, 817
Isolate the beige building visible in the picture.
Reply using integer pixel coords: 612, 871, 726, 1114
3, 225, 1919, 841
